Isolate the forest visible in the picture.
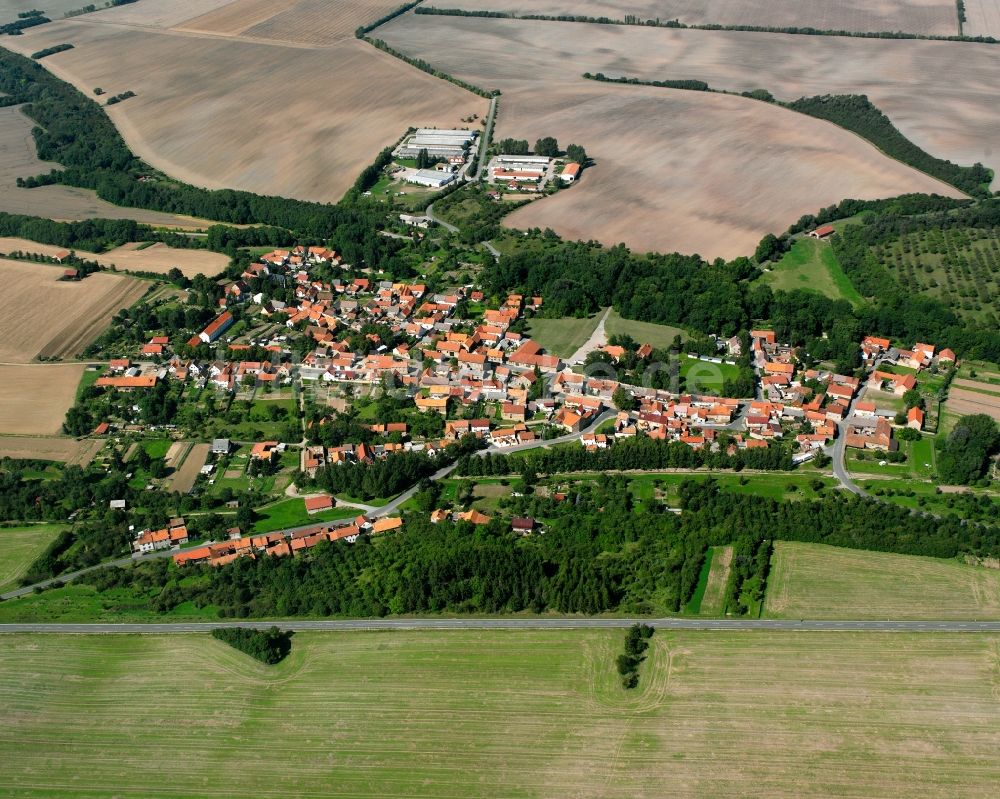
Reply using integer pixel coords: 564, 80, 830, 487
76, 478, 1000, 620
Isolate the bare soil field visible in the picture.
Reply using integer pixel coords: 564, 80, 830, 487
953, 377, 1000, 394
945, 386, 1000, 421
0, 259, 149, 361
86, 0, 240, 30
377, 14, 996, 254
0, 237, 228, 278
0, 363, 85, 435
0, 0, 91, 17
0, 434, 99, 463
216, 0, 407, 45
167, 442, 209, 494
0, 105, 218, 228
444, 0, 961, 35
174, 0, 298, 38
963, 0, 1000, 36
4, 21, 487, 203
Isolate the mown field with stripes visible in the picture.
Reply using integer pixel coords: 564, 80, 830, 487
1, 630, 998, 797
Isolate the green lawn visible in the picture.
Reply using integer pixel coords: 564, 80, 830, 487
0, 525, 64, 593
526, 313, 603, 357
74, 366, 104, 401
604, 309, 688, 349
252, 498, 357, 533
678, 355, 741, 393
1, 630, 998, 797
142, 439, 172, 459
765, 540, 1000, 620
762, 238, 863, 305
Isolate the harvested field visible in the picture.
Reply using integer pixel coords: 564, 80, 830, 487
963, 0, 1000, 37
175, 0, 299, 38
378, 15, 973, 257
0, 259, 149, 361
945, 386, 1000, 421
0, 105, 220, 228
0, 237, 228, 278
167, 442, 209, 494
0, 435, 101, 464
1, 630, 1000, 797
0, 0, 95, 17
85, 0, 237, 29
4, 18, 487, 203
0, 363, 84, 435
765, 541, 1000, 619
440, 0, 961, 35
0, 259, 150, 362
244, 0, 408, 45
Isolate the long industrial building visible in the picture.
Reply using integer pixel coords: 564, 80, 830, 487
397, 128, 478, 159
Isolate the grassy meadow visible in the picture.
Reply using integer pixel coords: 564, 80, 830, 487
1, 630, 998, 798
762, 237, 863, 305
525, 313, 602, 357
765, 541, 1000, 620
0, 524, 64, 593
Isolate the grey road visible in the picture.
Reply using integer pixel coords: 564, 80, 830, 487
2, 618, 999, 634
424, 201, 458, 234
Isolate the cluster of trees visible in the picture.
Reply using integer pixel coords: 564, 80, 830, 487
937, 414, 1000, 485
414, 6, 999, 43
617, 623, 654, 689
0, 10, 49, 35
354, 0, 423, 37
0, 211, 148, 252
31, 43, 73, 59
456, 436, 794, 476
211, 627, 292, 664
584, 72, 710, 92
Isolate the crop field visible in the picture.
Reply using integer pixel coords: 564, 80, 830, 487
439, 0, 961, 36
0, 364, 85, 435
873, 226, 1000, 320
765, 541, 1000, 619
963, 0, 1000, 37
0, 525, 64, 594
763, 237, 864, 304
0, 259, 148, 361
5, 15, 487, 204
378, 15, 966, 258
0, 105, 218, 228
0, 434, 101, 464
1, 630, 999, 797
945, 384, 1000, 421
165, 442, 210, 494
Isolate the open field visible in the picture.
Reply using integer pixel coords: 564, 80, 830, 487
1, 630, 999, 797
0, 0, 107, 18
765, 541, 1000, 619
604, 309, 688, 348
945, 385, 1000, 421
762, 237, 864, 304
0, 435, 101, 464
166, 442, 210, 494
177, 0, 408, 46
440, 0, 961, 36
253, 498, 357, 533
378, 15, 967, 258
526, 313, 602, 357
0, 525, 64, 594
0, 105, 221, 228
0, 237, 229, 278
0, 363, 84, 435
4, 18, 487, 204
699, 545, 732, 616
963, 0, 1000, 36
0, 259, 148, 361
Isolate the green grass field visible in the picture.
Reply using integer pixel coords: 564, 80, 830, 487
252, 498, 357, 533
526, 313, 602, 357
0, 525, 64, 593
1, 630, 998, 797
762, 238, 863, 305
678, 355, 741, 393
604, 309, 688, 349
765, 541, 1000, 620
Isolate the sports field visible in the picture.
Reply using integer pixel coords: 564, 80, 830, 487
0, 525, 64, 594
1, 630, 998, 797
765, 541, 1000, 619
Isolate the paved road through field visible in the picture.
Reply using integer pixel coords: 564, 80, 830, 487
2, 619, 999, 634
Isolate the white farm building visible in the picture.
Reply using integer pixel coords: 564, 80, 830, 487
407, 169, 456, 188
397, 128, 477, 159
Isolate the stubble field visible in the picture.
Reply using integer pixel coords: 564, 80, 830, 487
3, 9, 487, 203
0, 105, 218, 228
437, 0, 961, 35
0, 630, 998, 798
963, 0, 1000, 36
765, 541, 1000, 619
0, 435, 101, 464
0, 259, 148, 361
380, 14, 966, 257
0, 363, 86, 435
